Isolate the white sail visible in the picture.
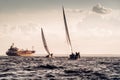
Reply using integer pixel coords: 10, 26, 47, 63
62, 6, 73, 53
41, 28, 51, 55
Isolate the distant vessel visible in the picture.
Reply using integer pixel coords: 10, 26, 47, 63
62, 6, 80, 60
41, 28, 53, 58
6, 43, 35, 56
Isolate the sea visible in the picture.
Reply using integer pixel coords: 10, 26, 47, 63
0, 56, 120, 80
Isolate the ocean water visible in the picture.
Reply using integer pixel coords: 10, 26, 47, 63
0, 56, 120, 80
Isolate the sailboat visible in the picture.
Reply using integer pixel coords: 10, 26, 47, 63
41, 28, 53, 58
62, 6, 80, 60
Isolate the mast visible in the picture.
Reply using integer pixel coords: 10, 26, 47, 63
41, 28, 51, 55
62, 6, 73, 53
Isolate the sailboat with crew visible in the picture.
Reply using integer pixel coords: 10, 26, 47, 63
41, 28, 53, 58
62, 6, 80, 60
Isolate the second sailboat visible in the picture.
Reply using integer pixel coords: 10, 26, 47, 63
62, 6, 80, 60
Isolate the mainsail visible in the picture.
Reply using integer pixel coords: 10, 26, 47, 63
62, 6, 73, 53
41, 28, 50, 55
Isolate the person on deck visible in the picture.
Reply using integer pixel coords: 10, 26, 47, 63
10, 43, 14, 49
78, 52, 80, 58
46, 53, 53, 58
70, 53, 75, 59
50, 53, 53, 58
75, 52, 80, 59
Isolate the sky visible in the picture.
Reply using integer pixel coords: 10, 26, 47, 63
0, 0, 120, 56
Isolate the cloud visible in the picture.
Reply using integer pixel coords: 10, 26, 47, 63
92, 3, 112, 14
0, 23, 41, 36
66, 8, 84, 13
74, 9, 120, 38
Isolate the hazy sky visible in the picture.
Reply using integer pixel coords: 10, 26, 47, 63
0, 0, 120, 56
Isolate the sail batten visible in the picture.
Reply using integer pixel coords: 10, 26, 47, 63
41, 28, 51, 55
62, 6, 73, 53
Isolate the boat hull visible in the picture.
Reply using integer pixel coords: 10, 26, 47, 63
6, 50, 35, 56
